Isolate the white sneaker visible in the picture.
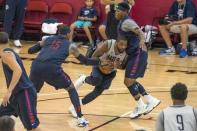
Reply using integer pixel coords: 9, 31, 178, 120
130, 104, 147, 119
68, 105, 77, 118
144, 98, 161, 115
13, 40, 22, 47
74, 74, 86, 90
77, 116, 89, 127
159, 46, 176, 55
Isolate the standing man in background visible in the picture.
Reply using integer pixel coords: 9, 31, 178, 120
3, 0, 27, 47
99, 0, 135, 40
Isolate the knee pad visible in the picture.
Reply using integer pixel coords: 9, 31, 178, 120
127, 83, 139, 96
136, 82, 148, 96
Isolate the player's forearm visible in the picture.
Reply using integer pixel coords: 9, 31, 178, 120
138, 29, 145, 44
76, 54, 101, 65
8, 69, 22, 93
28, 43, 42, 54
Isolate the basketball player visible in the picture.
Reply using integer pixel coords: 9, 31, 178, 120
156, 83, 197, 131
69, 35, 128, 117
115, 2, 160, 118
0, 32, 40, 130
28, 25, 108, 127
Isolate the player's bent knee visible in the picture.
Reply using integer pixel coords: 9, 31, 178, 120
66, 83, 75, 91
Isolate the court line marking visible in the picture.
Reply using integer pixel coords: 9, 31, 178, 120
129, 122, 152, 131
88, 110, 158, 131
88, 111, 136, 131
19, 55, 197, 69
37, 87, 197, 97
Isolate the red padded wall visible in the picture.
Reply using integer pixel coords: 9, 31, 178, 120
28, 0, 197, 27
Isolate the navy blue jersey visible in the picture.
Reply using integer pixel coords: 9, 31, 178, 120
79, 6, 97, 18
118, 16, 140, 56
2, 48, 35, 95
35, 35, 70, 65
168, 0, 197, 25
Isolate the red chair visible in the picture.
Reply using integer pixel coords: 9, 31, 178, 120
49, 2, 73, 25
24, 0, 48, 34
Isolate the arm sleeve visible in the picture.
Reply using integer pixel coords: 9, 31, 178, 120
92, 7, 98, 17
121, 19, 140, 32
79, 7, 84, 17
156, 111, 165, 131
28, 43, 42, 54
185, 1, 196, 18
168, 2, 177, 16
76, 54, 101, 65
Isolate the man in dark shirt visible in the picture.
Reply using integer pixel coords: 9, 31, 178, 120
159, 0, 197, 58
99, 0, 134, 40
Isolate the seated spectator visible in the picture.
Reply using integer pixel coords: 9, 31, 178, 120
0, 116, 15, 131
156, 82, 197, 131
69, 0, 97, 46
159, 0, 197, 58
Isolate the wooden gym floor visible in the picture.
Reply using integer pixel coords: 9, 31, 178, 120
0, 41, 197, 131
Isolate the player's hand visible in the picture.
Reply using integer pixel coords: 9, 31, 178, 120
2, 91, 12, 107
114, 60, 122, 68
100, 59, 111, 66
69, 44, 80, 57
140, 42, 147, 52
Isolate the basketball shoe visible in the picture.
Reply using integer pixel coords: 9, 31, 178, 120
74, 74, 86, 90
77, 116, 89, 127
130, 104, 147, 119
144, 98, 161, 115
68, 105, 77, 118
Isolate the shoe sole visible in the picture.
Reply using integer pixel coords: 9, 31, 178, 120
130, 114, 142, 119
14, 45, 22, 48
78, 123, 89, 127
143, 101, 161, 115
160, 53, 176, 55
